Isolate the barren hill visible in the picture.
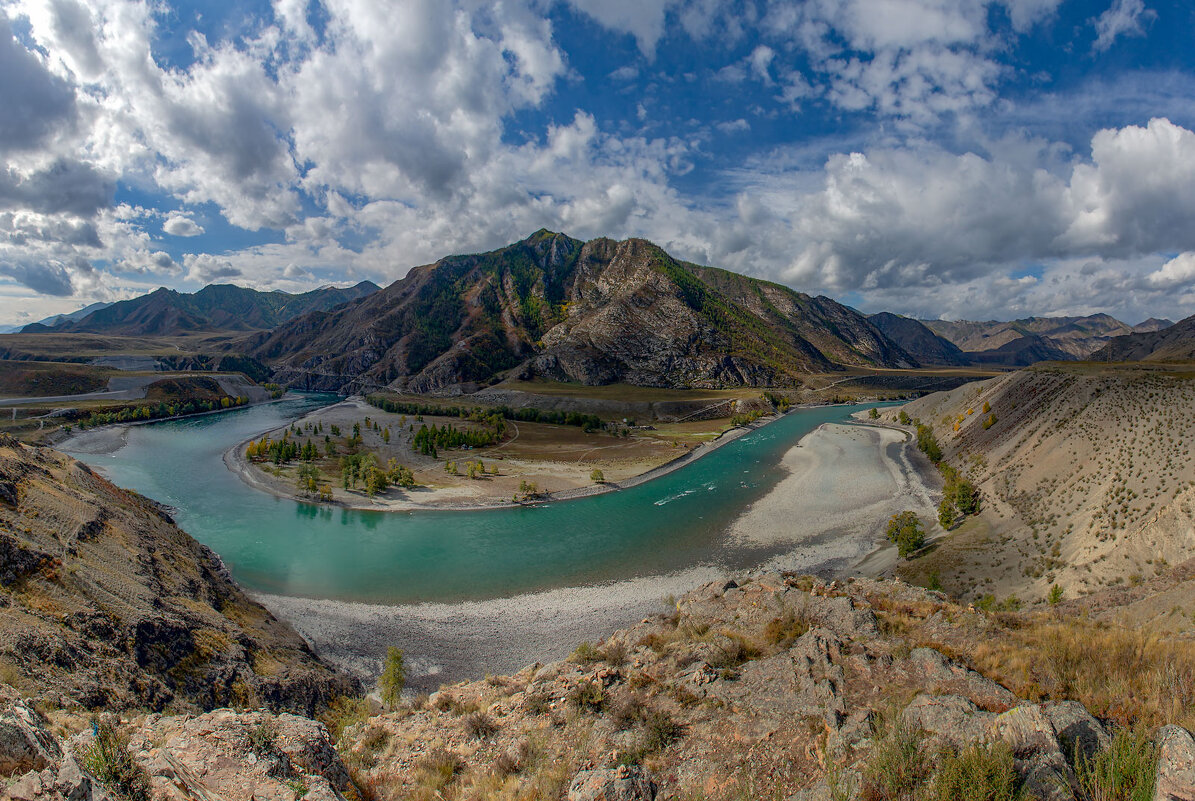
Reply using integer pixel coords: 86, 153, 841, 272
867, 312, 971, 366
890, 363, 1195, 603
923, 313, 1133, 362
250, 231, 916, 393
0, 434, 356, 713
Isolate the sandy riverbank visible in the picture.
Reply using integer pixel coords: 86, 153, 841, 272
255, 415, 942, 692
223, 396, 783, 512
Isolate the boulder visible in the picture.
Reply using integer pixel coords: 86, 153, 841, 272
1042, 701, 1110, 765
1155, 725, 1195, 801
568, 765, 657, 801
0, 695, 62, 776
902, 694, 994, 748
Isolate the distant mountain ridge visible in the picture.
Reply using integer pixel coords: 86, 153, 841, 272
22, 281, 380, 336
1091, 314, 1195, 361
866, 313, 971, 366
920, 313, 1150, 364
249, 230, 918, 392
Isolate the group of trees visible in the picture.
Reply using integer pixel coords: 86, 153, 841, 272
445, 460, 497, 479
340, 452, 416, 496
938, 465, 981, 529
246, 434, 301, 464
365, 395, 604, 433
79, 396, 247, 429
295, 464, 333, 501
412, 422, 501, 457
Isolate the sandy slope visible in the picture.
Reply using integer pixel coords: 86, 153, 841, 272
893, 363, 1195, 603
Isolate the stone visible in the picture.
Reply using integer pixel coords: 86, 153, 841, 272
992, 705, 1061, 758
1042, 701, 1110, 766
1154, 725, 1195, 801
567, 765, 657, 801
0, 695, 63, 776
902, 694, 994, 749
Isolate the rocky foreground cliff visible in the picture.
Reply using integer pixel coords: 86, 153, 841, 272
6, 570, 1195, 800
249, 231, 915, 394
0, 434, 357, 715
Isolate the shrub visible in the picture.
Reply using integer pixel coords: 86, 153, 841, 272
764, 605, 812, 648
463, 711, 498, 740
860, 715, 931, 801
938, 499, 958, 529
79, 720, 152, 801
567, 679, 605, 713
886, 511, 927, 558
246, 719, 279, 757
601, 639, 628, 665
916, 423, 942, 462
926, 742, 1022, 801
1048, 584, 1064, 605
571, 641, 602, 664
1075, 726, 1157, 801
869, 407, 880, 419
899, 410, 912, 425
319, 695, 371, 741
590, 468, 605, 483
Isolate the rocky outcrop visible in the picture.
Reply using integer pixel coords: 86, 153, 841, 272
0, 435, 357, 714
568, 766, 657, 801
249, 230, 916, 393
1, 704, 352, 801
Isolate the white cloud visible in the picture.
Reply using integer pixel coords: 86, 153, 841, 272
162, 213, 204, 237
1092, 0, 1155, 52
184, 253, 242, 283
1145, 252, 1195, 289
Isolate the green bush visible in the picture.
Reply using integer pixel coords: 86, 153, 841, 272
1075, 726, 1157, 801
926, 742, 1023, 801
886, 511, 926, 558
79, 720, 151, 801
860, 715, 931, 800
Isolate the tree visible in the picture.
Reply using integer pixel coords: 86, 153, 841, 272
954, 479, 980, 515
1048, 584, 1064, 605
869, 407, 879, 419
379, 646, 405, 710
590, 468, 605, 484
899, 410, 911, 425
885, 511, 926, 558
937, 499, 957, 530
296, 463, 320, 496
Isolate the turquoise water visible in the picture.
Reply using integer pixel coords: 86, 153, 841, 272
68, 395, 863, 604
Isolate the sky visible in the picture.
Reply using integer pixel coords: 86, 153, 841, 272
2, 0, 1195, 328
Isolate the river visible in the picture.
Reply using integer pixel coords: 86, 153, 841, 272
65, 393, 870, 605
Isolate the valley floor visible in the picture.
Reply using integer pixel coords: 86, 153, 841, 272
253, 418, 941, 691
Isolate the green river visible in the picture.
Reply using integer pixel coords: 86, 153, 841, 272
67, 394, 866, 604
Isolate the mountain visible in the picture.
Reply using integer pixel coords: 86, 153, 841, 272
249, 231, 917, 393
1133, 317, 1175, 333
1090, 314, 1195, 361
21, 281, 380, 336
0, 302, 114, 334
867, 312, 971, 366
922, 313, 1133, 361
965, 333, 1074, 366
0, 434, 356, 713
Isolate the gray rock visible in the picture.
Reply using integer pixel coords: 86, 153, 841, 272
1155, 725, 1195, 801
903, 694, 994, 748
0, 695, 62, 776
1043, 701, 1110, 766
55, 752, 94, 801
568, 765, 657, 801
992, 705, 1062, 758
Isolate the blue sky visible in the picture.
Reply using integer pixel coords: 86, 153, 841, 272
2, 0, 1195, 327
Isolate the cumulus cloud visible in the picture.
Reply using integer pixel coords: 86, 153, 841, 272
0, 13, 78, 151
184, 253, 242, 283
1092, 0, 1155, 52
1145, 253, 1195, 289
0, 259, 74, 295
118, 250, 180, 275
163, 213, 204, 237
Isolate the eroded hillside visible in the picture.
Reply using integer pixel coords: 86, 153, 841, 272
0, 434, 356, 714
891, 363, 1195, 603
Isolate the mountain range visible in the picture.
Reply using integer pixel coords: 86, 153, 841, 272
22, 281, 380, 336
8, 231, 1191, 389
